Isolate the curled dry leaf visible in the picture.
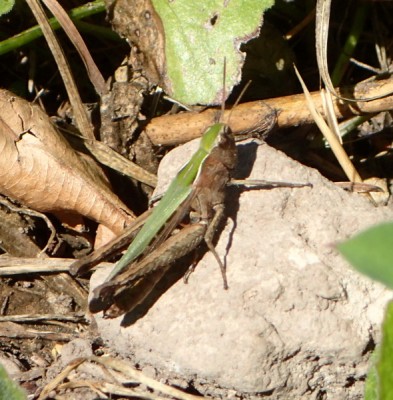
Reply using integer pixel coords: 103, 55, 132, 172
0, 89, 134, 235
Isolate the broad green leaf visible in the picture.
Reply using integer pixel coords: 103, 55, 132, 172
151, 0, 274, 105
0, 0, 15, 16
337, 222, 393, 289
0, 364, 26, 400
377, 300, 393, 399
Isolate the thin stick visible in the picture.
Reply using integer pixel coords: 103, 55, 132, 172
145, 75, 393, 146
0, 256, 113, 276
0, 313, 86, 323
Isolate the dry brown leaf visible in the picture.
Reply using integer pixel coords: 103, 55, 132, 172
0, 89, 134, 235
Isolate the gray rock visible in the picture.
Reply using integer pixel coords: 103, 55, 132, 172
90, 140, 393, 399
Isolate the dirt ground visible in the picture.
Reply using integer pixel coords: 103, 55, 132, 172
1, 1, 393, 399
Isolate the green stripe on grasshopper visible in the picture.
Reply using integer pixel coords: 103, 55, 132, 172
106, 122, 227, 281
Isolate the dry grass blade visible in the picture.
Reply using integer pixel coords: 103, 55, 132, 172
38, 358, 85, 400
58, 380, 174, 399
294, 65, 363, 185
90, 356, 203, 400
63, 129, 157, 187
58, 381, 109, 399
25, 0, 94, 139
41, 0, 107, 96
315, 0, 335, 96
321, 89, 342, 144
86, 138, 157, 187
38, 356, 204, 400
315, 0, 393, 102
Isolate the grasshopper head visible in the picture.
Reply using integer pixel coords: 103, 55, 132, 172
199, 122, 228, 154
199, 121, 236, 171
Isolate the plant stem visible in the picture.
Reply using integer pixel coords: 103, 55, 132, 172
331, 2, 370, 86
0, 0, 106, 56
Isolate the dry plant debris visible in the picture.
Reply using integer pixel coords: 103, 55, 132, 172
0, 0, 392, 399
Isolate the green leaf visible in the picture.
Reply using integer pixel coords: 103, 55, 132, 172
377, 300, 393, 399
0, 364, 26, 400
337, 222, 393, 289
0, 0, 15, 16
364, 349, 379, 400
151, 0, 274, 105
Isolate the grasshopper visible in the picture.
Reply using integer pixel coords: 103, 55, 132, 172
70, 73, 310, 318
71, 119, 239, 317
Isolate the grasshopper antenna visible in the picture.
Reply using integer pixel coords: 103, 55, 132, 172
226, 80, 252, 126
222, 58, 252, 125
220, 58, 251, 128
233, 80, 251, 109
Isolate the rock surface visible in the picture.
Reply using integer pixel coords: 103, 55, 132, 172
90, 140, 393, 399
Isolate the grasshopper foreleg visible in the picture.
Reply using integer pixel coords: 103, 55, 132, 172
203, 204, 228, 290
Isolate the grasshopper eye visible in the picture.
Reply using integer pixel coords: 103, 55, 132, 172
218, 125, 231, 143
